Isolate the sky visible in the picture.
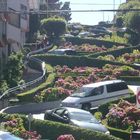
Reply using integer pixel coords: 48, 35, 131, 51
60, 0, 126, 25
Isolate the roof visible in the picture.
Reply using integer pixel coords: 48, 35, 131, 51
64, 107, 90, 114
83, 80, 125, 88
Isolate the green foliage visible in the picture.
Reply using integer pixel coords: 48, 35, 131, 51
98, 95, 136, 117
94, 112, 103, 121
41, 16, 66, 39
89, 44, 140, 59
65, 36, 127, 48
116, 0, 140, 44
107, 125, 131, 140
101, 33, 128, 44
115, 16, 124, 27
0, 113, 121, 140
3, 52, 24, 87
17, 73, 55, 103
60, 2, 71, 21
0, 80, 8, 95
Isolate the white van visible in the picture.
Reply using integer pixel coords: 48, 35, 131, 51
61, 80, 130, 110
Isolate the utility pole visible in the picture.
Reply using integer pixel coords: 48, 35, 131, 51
46, 0, 48, 18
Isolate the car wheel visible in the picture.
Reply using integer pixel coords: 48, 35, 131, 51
44, 113, 48, 120
82, 103, 91, 111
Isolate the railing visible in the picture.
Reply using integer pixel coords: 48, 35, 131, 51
0, 44, 53, 100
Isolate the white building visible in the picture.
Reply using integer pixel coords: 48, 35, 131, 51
0, 0, 29, 75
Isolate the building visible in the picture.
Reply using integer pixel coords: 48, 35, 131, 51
0, 0, 29, 76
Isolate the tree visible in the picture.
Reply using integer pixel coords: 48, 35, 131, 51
4, 52, 24, 87
116, 0, 140, 44
60, 2, 71, 21
125, 12, 140, 33
0, 80, 8, 95
115, 16, 124, 27
41, 16, 66, 43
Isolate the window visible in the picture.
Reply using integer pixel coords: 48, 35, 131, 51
107, 82, 128, 93
54, 108, 65, 116
89, 86, 104, 96
8, 8, 20, 28
21, 4, 27, 19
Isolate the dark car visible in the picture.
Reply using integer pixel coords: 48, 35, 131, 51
44, 107, 110, 134
48, 48, 77, 55
131, 131, 140, 140
91, 27, 112, 35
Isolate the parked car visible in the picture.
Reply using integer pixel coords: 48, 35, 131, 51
44, 107, 110, 134
91, 27, 112, 35
61, 80, 130, 110
78, 32, 92, 38
48, 48, 77, 55
0, 131, 23, 140
131, 131, 140, 140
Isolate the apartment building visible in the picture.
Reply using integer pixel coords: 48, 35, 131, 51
0, 0, 29, 75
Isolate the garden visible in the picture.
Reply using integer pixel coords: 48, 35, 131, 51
95, 96, 140, 140
0, 113, 121, 140
98, 49, 140, 64
106, 99, 140, 131
33, 64, 139, 102
59, 42, 126, 54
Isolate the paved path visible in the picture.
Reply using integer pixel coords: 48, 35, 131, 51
23, 67, 42, 82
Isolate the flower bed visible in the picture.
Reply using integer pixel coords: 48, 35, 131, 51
106, 99, 140, 131
34, 65, 139, 102
98, 49, 140, 64
60, 42, 125, 53
1, 114, 41, 140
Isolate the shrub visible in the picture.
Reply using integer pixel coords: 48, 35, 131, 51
0, 113, 121, 140
17, 73, 55, 102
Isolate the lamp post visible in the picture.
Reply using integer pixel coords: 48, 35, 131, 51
28, 113, 33, 131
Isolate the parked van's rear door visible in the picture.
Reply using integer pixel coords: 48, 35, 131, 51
81, 86, 106, 107
105, 82, 129, 102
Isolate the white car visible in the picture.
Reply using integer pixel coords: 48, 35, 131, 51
61, 80, 130, 110
0, 131, 23, 140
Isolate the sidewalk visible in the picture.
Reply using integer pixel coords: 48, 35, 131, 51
23, 67, 42, 82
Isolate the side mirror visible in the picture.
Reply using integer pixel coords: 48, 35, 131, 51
63, 115, 69, 123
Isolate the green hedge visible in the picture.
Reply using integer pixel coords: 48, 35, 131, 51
107, 126, 131, 140
89, 44, 140, 58
98, 95, 136, 117
17, 64, 55, 102
120, 76, 140, 85
0, 113, 122, 140
97, 96, 136, 140
34, 55, 131, 69
17, 73, 55, 102
65, 36, 128, 48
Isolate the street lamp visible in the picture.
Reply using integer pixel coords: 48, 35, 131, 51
27, 113, 33, 131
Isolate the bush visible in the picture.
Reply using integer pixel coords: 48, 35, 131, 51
98, 95, 136, 118
65, 36, 127, 48
0, 113, 121, 140
34, 54, 131, 69
17, 73, 55, 102
89, 44, 140, 58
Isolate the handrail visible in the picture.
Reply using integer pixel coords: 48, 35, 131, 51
0, 44, 53, 100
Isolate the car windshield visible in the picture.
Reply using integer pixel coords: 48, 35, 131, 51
70, 87, 93, 97
69, 111, 99, 123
